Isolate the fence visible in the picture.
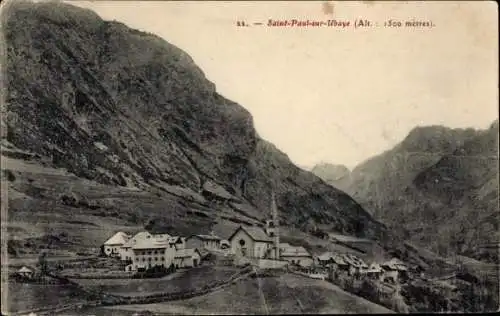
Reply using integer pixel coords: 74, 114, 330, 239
61, 272, 135, 279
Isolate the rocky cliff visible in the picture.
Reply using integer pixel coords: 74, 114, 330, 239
1, 1, 385, 243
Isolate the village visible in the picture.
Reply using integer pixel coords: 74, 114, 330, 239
96, 192, 412, 285
10, 191, 474, 315
100, 222, 411, 286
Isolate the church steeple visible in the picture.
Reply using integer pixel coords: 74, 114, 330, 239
269, 191, 280, 259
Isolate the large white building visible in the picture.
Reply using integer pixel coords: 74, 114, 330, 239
130, 236, 174, 272
104, 231, 200, 272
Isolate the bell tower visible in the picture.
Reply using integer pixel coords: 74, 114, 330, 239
264, 191, 280, 260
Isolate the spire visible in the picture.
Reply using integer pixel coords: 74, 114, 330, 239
271, 190, 278, 222
270, 190, 280, 260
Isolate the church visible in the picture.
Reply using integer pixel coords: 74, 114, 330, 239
228, 192, 281, 260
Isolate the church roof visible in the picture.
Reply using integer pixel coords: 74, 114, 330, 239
228, 226, 273, 243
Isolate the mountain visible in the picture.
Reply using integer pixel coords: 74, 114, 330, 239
311, 162, 351, 191
1, 1, 385, 255
333, 122, 498, 263
408, 121, 499, 262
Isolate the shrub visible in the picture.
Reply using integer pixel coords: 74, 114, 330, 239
4, 169, 16, 182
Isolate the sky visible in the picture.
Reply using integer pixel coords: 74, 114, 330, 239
65, 0, 498, 169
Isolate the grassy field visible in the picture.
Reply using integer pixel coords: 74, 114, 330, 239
5, 282, 86, 313
74, 265, 240, 296
87, 273, 393, 315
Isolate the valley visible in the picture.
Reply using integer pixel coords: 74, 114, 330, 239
1, 1, 498, 315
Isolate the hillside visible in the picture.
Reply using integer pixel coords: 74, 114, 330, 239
319, 122, 498, 263
1, 0, 385, 256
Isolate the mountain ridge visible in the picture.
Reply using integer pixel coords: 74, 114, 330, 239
312, 121, 499, 262
2, 1, 385, 246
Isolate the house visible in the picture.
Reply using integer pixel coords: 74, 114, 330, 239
280, 243, 313, 267
381, 258, 408, 283
317, 252, 350, 272
317, 252, 334, 265
174, 248, 202, 268
129, 235, 175, 272
17, 266, 34, 279
103, 232, 130, 258
228, 226, 274, 258
121, 231, 157, 262
366, 263, 384, 280
342, 254, 368, 277
186, 232, 222, 251
169, 236, 186, 250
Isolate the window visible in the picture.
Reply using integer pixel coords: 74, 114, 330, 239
142, 258, 145, 262
148, 257, 152, 261
161, 257, 164, 261
154, 250, 158, 254
147, 251, 152, 255
239, 239, 246, 246
154, 257, 158, 261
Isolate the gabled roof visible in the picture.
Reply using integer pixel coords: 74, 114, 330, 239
124, 231, 172, 250
123, 231, 152, 248
228, 226, 273, 243
189, 234, 222, 241
132, 238, 169, 250
382, 258, 408, 271
366, 263, 383, 273
152, 233, 171, 239
281, 245, 311, 258
104, 232, 130, 246
342, 254, 367, 268
331, 254, 348, 265
175, 248, 202, 258
279, 243, 292, 249
18, 266, 33, 273
317, 252, 334, 261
